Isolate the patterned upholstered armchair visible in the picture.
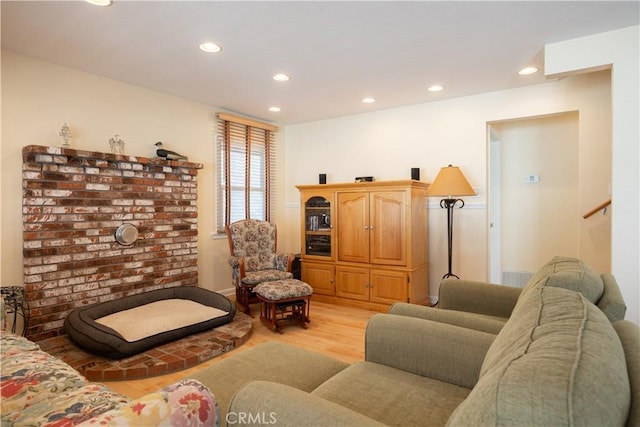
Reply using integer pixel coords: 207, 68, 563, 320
226, 219, 294, 314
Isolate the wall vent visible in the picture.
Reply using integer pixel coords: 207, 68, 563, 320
501, 271, 534, 288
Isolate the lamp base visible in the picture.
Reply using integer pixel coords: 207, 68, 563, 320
440, 198, 465, 280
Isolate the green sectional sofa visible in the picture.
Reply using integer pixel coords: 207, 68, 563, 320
390, 256, 627, 334
210, 257, 638, 426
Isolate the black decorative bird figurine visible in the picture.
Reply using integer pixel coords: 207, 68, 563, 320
155, 141, 188, 161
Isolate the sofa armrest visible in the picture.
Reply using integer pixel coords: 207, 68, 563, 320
79, 379, 219, 427
613, 320, 639, 427
598, 273, 627, 322
365, 314, 495, 389
389, 303, 506, 334
228, 381, 384, 427
438, 278, 521, 319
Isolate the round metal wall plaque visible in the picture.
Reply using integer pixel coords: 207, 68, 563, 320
114, 223, 138, 245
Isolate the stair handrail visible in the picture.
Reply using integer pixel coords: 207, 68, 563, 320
583, 198, 611, 219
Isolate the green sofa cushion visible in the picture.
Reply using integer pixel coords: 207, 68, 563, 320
521, 256, 604, 303
229, 381, 386, 427
313, 361, 471, 426
447, 285, 630, 426
189, 342, 348, 422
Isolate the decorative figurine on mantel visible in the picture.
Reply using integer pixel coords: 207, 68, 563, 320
59, 123, 72, 147
154, 141, 188, 161
109, 134, 125, 154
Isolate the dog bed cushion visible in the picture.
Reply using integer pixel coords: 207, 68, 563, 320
64, 287, 236, 359
95, 299, 229, 342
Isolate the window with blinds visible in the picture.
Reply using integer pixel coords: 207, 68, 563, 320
215, 112, 278, 233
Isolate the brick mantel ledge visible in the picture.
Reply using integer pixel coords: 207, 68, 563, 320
22, 145, 203, 171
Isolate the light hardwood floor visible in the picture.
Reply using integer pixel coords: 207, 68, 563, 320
105, 301, 378, 399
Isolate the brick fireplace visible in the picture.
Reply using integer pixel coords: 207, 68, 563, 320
22, 145, 203, 341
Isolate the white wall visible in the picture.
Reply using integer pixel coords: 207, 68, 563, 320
0, 50, 231, 293
491, 108, 612, 276
3, 25, 637, 324
545, 26, 639, 324
283, 70, 617, 307
1, 49, 291, 296
492, 113, 585, 273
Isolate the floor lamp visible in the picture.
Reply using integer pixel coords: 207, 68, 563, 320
427, 165, 476, 279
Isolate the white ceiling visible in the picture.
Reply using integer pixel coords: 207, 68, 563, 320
2, 1, 638, 125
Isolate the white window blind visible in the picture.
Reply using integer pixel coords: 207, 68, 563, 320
216, 113, 278, 233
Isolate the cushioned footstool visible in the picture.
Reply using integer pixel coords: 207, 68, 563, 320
253, 279, 313, 333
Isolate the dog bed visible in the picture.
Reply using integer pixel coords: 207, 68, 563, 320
64, 287, 236, 359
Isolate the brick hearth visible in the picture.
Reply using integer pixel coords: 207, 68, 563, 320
38, 312, 252, 381
22, 145, 204, 341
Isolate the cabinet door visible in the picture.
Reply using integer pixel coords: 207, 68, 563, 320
335, 265, 369, 301
302, 261, 335, 296
370, 191, 407, 266
337, 192, 369, 263
301, 192, 335, 260
370, 269, 408, 304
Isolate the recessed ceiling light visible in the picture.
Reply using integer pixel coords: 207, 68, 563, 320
427, 85, 443, 92
86, 0, 112, 6
362, 97, 376, 104
268, 106, 281, 112
199, 42, 222, 53
518, 66, 538, 75
273, 74, 291, 82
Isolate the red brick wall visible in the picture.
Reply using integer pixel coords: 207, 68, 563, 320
22, 145, 203, 341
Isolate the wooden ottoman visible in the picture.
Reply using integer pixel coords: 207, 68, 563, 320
254, 279, 313, 333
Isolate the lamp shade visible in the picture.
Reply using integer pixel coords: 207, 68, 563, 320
427, 165, 476, 197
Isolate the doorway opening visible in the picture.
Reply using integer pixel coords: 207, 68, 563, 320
487, 112, 581, 285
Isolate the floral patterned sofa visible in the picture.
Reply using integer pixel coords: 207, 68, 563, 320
0, 331, 219, 426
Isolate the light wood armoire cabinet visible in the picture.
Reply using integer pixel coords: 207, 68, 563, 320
296, 180, 429, 311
